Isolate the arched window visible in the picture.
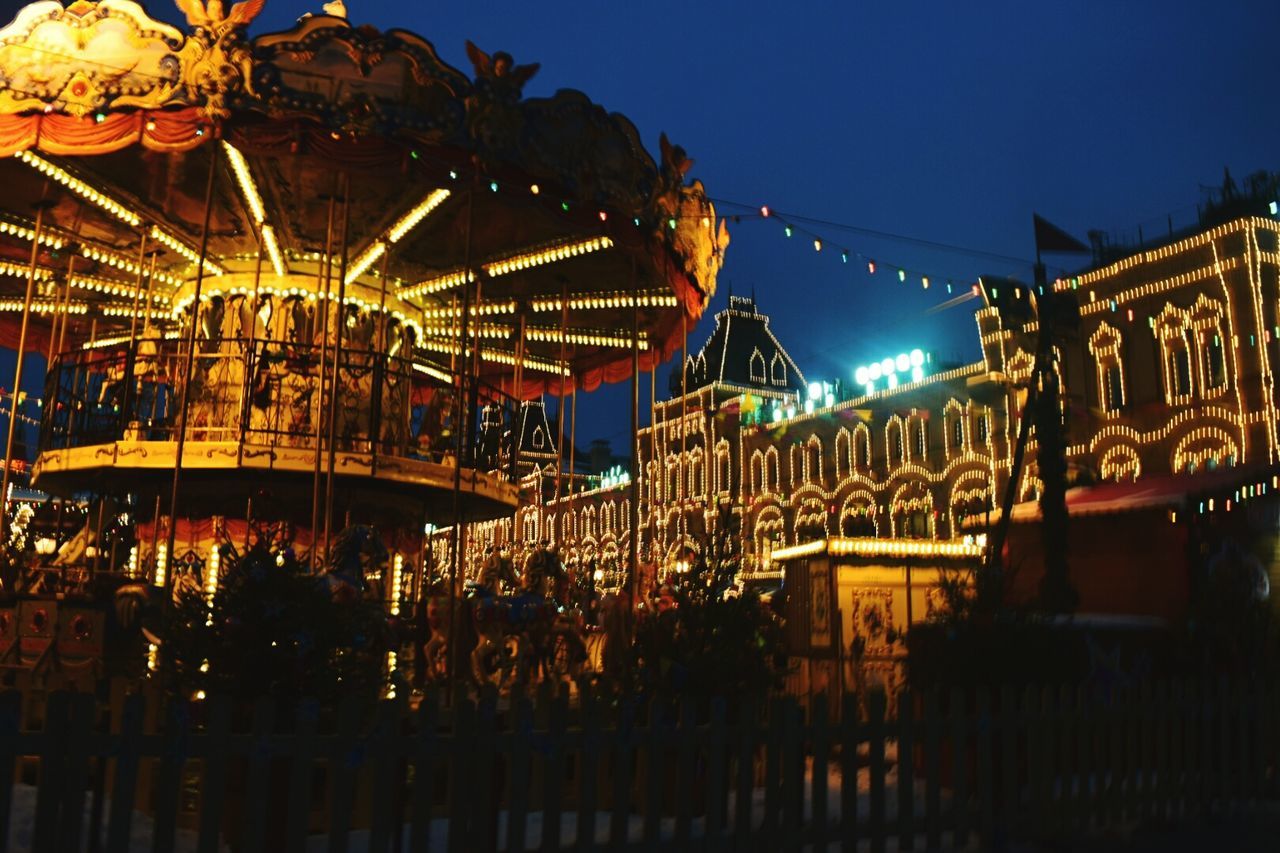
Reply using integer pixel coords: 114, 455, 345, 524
913, 417, 928, 461
974, 410, 989, 445
805, 435, 823, 485
532, 427, 545, 449
667, 455, 681, 501
764, 446, 780, 493
750, 450, 765, 495
885, 417, 906, 468
770, 353, 786, 385
853, 423, 872, 471
714, 439, 732, 494
688, 447, 705, 498
749, 348, 766, 383
835, 428, 853, 481
1090, 323, 1125, 414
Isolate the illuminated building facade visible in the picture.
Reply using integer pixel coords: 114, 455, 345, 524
467, 213, 1280, 614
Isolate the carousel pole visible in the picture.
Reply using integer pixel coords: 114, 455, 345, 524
446, 182, 477, 684
50, 254, 73, 365
323, 173, 352, 554
163, 139, 220, 600
50, 205, 84, 362
554, 282, 568, 501
680, 308, 688, 542
125, 233, 150, 351
236, 230, 265, 468
0, 185, 48, 534
376, 241, 391, 354
308, 186, 338, 570
568, 373, 577, 493
628, 260, 640, 601
139, 254, 159, 341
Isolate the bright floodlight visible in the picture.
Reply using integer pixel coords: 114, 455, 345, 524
855, 366, 869, 385
887, 374, 898, 389
910, 348, 925, 367
880, 358, 895, 375
868, 363, 882, 381
804, 400, 815, 414
896, 353, 910, 372
912, 366, 924, 382
808, 382, 822, 401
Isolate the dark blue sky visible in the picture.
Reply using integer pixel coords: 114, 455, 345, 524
4, 0, 1279, 458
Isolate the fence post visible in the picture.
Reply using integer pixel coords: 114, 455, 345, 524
575, 688, 602, 853
283, 700, 321, 853
733, 696, 757, 845
781, 698, 803, 853
760, 696, 783, 849
974, 688, 993, 851
32, 691, 70, 853
811, 693, 830, 850
506, 694, 533, 853
673, 697, 697, 846
922, 689, 941, 852
0, 691, 22, 852
195, 696, 232, 853
103, 691, 144, 850
445, 691, 476, 853
949, 687, 969, 848
327, 692, 366, 853
56, 692, 95, 853
237, 696, 275, 853
540, 686, 568, 852
607, 696, 636, 847
150, 698, 191, 853
369, 697, 409, 853
640, 697, 666, 851
839, 690, 859, 853
409, 688, 440, 853
999, 685, 1017, 841
897, 688, 915, 853
867, 688, 886, 853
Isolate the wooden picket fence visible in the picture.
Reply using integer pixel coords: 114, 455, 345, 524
1, 677, 1278, 852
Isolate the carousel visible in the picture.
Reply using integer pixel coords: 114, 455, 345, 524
0, 0, 726, 683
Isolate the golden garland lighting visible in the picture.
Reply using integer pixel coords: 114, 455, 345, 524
346, 189, 451, 285
16, 150, 140, 226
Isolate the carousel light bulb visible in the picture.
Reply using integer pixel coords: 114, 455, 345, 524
530, 183, 540, 194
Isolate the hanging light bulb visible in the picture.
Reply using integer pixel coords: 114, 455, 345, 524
841, 251, 848, 263
922, 276, 929, 289
868, 260, 876, 275
760, 205, 771, 217
784, 225, 793, 238
898, 269, 906, 282
813, 239, 822, 252
530, 183, 540, 194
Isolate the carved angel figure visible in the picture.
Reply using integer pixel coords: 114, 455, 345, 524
174, 0, 266, 35
173, 0, 265, 116
465, 41, 539, 101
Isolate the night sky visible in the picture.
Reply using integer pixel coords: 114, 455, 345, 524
3, 0, 1278, 462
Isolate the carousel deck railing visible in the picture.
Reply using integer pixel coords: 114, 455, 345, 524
38, 339, 523, 482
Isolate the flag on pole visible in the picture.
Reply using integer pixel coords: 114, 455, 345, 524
1033, 214, 1089, 255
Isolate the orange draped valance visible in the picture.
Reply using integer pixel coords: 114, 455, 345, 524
0, 109, 211, 158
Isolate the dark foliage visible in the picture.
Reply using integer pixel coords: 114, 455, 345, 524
163, 545, 389, 706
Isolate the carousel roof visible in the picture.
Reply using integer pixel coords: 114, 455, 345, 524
0, 0, 728, 396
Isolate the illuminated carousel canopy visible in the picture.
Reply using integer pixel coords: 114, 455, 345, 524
0, 0, 728, 396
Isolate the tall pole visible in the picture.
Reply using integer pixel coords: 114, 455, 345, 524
237, 230, 265, 467
628, 261, 640, 601
447, 183, 476, 683
568, 374, 577, 495
0, 188, 48, 532
51, 205, 85, 361
308, 187, 338, 570
323, 173, 352, 554
139, 253, 160, 341
164, 140, 219, 600
555, 282, 568, 502
681, 308, 688, 539
125, 233, 150, 352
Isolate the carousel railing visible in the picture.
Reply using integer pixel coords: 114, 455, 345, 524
38, 338, 523, 482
